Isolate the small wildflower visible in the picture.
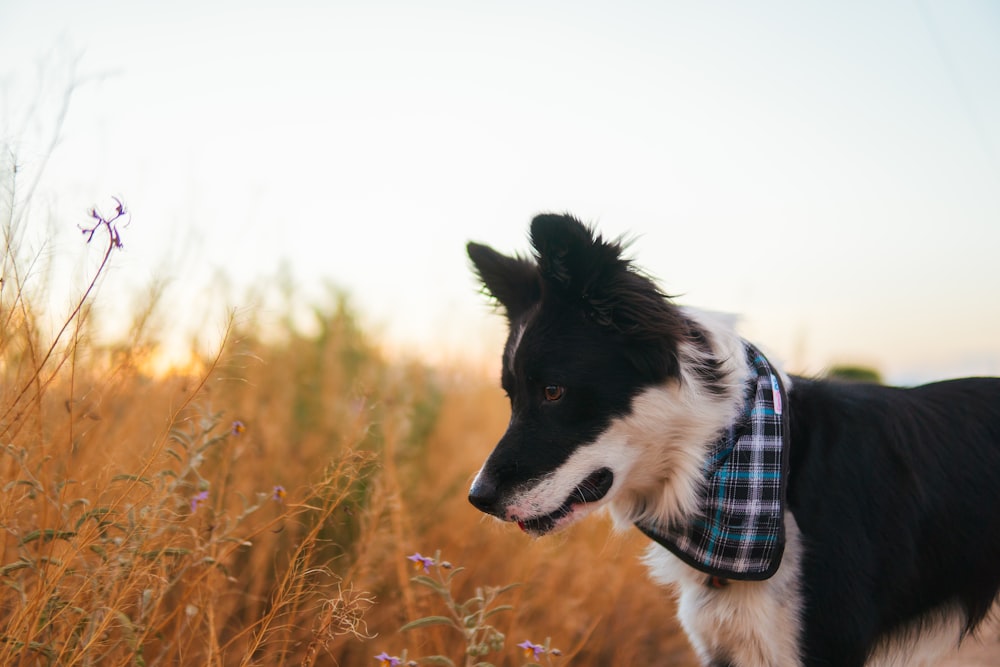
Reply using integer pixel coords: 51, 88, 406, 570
80, 196, 127, 249
374, 651, 401, 667
406, 552, 435, 573
231, 420, 246, 436
190, 490, 209, 513
518, 640, 545, 660
272, 485, 286, 502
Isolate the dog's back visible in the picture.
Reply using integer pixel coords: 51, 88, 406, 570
787, 376, 1000, 664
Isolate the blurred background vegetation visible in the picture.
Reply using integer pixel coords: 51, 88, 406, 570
0, 185, 696, 665
826, 364, 883, 384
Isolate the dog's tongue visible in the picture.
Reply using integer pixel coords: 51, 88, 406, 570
517, 520, 527, 532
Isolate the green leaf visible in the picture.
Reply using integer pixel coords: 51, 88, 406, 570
66, 497, 90, 512
410, 574, 446, 593
494, 582, 521, 596
168, 429, 192, 447
18, 530, 76, 546
76, 507, 112, 530
0, 559, 32, 576
2, 479, 42, 493
482, 604, 513, 620
399, 615, 459, 632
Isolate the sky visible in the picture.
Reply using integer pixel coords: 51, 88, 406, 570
1, 0, 998, 384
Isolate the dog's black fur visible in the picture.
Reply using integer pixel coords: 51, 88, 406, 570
788, 376, 1000, 663
467, 214, 1000, 666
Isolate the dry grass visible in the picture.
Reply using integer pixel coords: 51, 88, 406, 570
0, 181, 694, 666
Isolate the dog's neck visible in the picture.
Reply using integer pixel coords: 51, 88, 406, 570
634, 340, 791, 580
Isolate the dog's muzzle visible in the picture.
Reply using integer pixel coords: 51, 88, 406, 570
468, 467, 614, 533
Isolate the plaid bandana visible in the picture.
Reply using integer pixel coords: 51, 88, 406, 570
636, 342, 790, 580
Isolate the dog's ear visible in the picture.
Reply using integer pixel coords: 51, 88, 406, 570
530, 213, 688, 379
467, 242, 541, 321
530, 214, 625, 294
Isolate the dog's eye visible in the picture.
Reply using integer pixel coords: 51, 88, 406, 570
543, 385, 564, 402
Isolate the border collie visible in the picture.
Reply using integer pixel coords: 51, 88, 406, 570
466, 214, 1000, 666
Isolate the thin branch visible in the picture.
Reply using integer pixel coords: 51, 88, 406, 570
0, 199, 128, 440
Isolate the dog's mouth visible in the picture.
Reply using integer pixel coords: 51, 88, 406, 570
516, 468, 614, 535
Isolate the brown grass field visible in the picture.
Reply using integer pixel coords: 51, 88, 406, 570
2, 201, 997, 666
0, 203, 698, 666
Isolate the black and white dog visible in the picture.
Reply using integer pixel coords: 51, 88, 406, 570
466, 214, 1000, 666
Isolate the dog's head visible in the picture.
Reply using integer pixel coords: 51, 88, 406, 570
467, 214, 700, 535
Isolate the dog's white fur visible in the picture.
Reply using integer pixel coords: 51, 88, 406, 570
644, 512, 805, 666
507, 320, 528, 374
606, 309, 755, 528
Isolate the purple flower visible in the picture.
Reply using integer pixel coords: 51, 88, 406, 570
406, 552, 434, 573
272, 485, 286, 502
518, 640, 545, 660
231, 420, 246, 436
374, 652, 401, 667
190, 490, 209, 513
79, 197, 127, 249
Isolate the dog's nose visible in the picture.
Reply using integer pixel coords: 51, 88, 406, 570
468, 475, 500, 515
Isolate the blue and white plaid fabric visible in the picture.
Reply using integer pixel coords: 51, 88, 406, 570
637, 342, 789, 580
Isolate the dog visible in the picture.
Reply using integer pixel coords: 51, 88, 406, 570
466, 214, 1000, 666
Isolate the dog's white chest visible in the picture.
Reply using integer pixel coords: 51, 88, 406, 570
642, 513, 806, 667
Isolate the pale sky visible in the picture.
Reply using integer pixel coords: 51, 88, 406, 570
2, 0, 998, 384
